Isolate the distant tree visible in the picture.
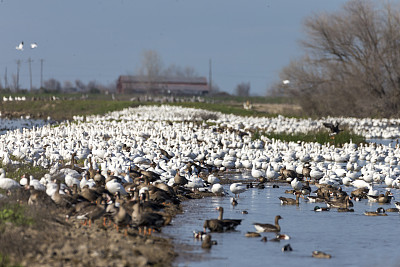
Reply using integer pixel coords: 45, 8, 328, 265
275, 0, 400, 117
235, 82, 250, 97
63, 80, 75, 92
43, 78, 61, 92
75, 79, 86, 92
137, 50, 164, 93
163, 64, 198, 77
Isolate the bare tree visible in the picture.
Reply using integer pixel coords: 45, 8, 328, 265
138, 50, 163, 93
275, 0, 400, 117
163, 64, 198, 77
63, 80, 75, 92
75, 79, 86, 92
236, 82, 250, 97
43, 78, 61, 92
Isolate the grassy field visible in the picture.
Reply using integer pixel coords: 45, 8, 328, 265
257, 130, 365, 146
0, 93, 293, 120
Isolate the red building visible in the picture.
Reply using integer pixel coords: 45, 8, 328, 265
117, 75, 209, 95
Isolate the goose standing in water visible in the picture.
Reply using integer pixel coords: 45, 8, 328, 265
230, 183, 246, 198
253, 215, 282, 232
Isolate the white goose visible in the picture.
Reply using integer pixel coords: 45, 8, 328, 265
16, 41, 23, 51
230, 183, 246, 198
0, 168, 21, 190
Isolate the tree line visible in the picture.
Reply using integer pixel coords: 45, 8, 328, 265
272, 0, 400, 117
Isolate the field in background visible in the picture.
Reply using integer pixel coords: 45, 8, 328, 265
0, 93, 303, 121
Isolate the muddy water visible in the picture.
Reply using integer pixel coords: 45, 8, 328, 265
163, 180, 400, 267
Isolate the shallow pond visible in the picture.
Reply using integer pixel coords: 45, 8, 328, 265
163, 177, 400, 267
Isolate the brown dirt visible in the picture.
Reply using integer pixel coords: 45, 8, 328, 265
0, 200, 180, 267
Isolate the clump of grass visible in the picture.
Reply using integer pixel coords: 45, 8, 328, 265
255, 130, 365, 147
0, 253, 22, 267
0, 161, 48, 183
0, 203, 34, 227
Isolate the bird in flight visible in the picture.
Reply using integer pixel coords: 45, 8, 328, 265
30, 42, 38, 49
16, 41, 24, 51
282, 80, 290, 85
323, 122, 343, 136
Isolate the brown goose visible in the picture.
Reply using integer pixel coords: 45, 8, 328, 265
52, 182, 74, 208
93, 170, 105, 185
203, 207, 241, 232
201, 234, 213, 249
113, 200, 132, 234
312, 250, 332, 259
216, 206, 242, 226
302, 163, 312, 180
174, 170, 188, 186
88, 157, 96, 179
80, 185, 100, 202
279, 193, 301, 205
74, 197, 106, 227
70, 152, 84, 174
326, 196, 351, 209
253, 215, 282, 232
131, 201, 166, 235
28, 186, 54, 207
377, 191, 393, 204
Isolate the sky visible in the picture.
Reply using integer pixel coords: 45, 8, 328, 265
0, 0, 349, 96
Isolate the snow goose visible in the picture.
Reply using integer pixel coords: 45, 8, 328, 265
0, 168, 21, 190
211, 183, 224, 195
290, 178, 302, 191
230, 183, 246, 198
16, 41, 23, 51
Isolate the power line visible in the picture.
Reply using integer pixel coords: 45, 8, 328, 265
4, 67, 7, 89
27, 58, 33, 91
16, 59, 21, 90
40, 59, 44, 88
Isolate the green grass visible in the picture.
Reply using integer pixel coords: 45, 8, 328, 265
0, 161, 48, 183
0, 204, 34, 227
0, 99, 138, 121
0, 253, 22, 267
255, 130, 366, 147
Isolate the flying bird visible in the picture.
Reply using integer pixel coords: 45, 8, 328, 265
323, 122, 343, 135
16, 41, 24, 51
282, 80, 290, 85
30, 42, 38, 49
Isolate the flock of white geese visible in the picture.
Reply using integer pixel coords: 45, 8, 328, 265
0, 105, 400, 235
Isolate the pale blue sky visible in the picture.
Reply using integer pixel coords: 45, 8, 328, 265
0, 0, 348, 95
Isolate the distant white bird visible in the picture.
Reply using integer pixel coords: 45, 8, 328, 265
30, 42, 38, 49
16, 41, 24, 51
282, 80, 290, 85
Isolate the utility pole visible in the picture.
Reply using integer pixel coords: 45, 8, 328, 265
4, 67, 7, 89
16, 59, 21, 91
28, 57, 33, 91
40, 59, 44, 88
209, 59, 212, 92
